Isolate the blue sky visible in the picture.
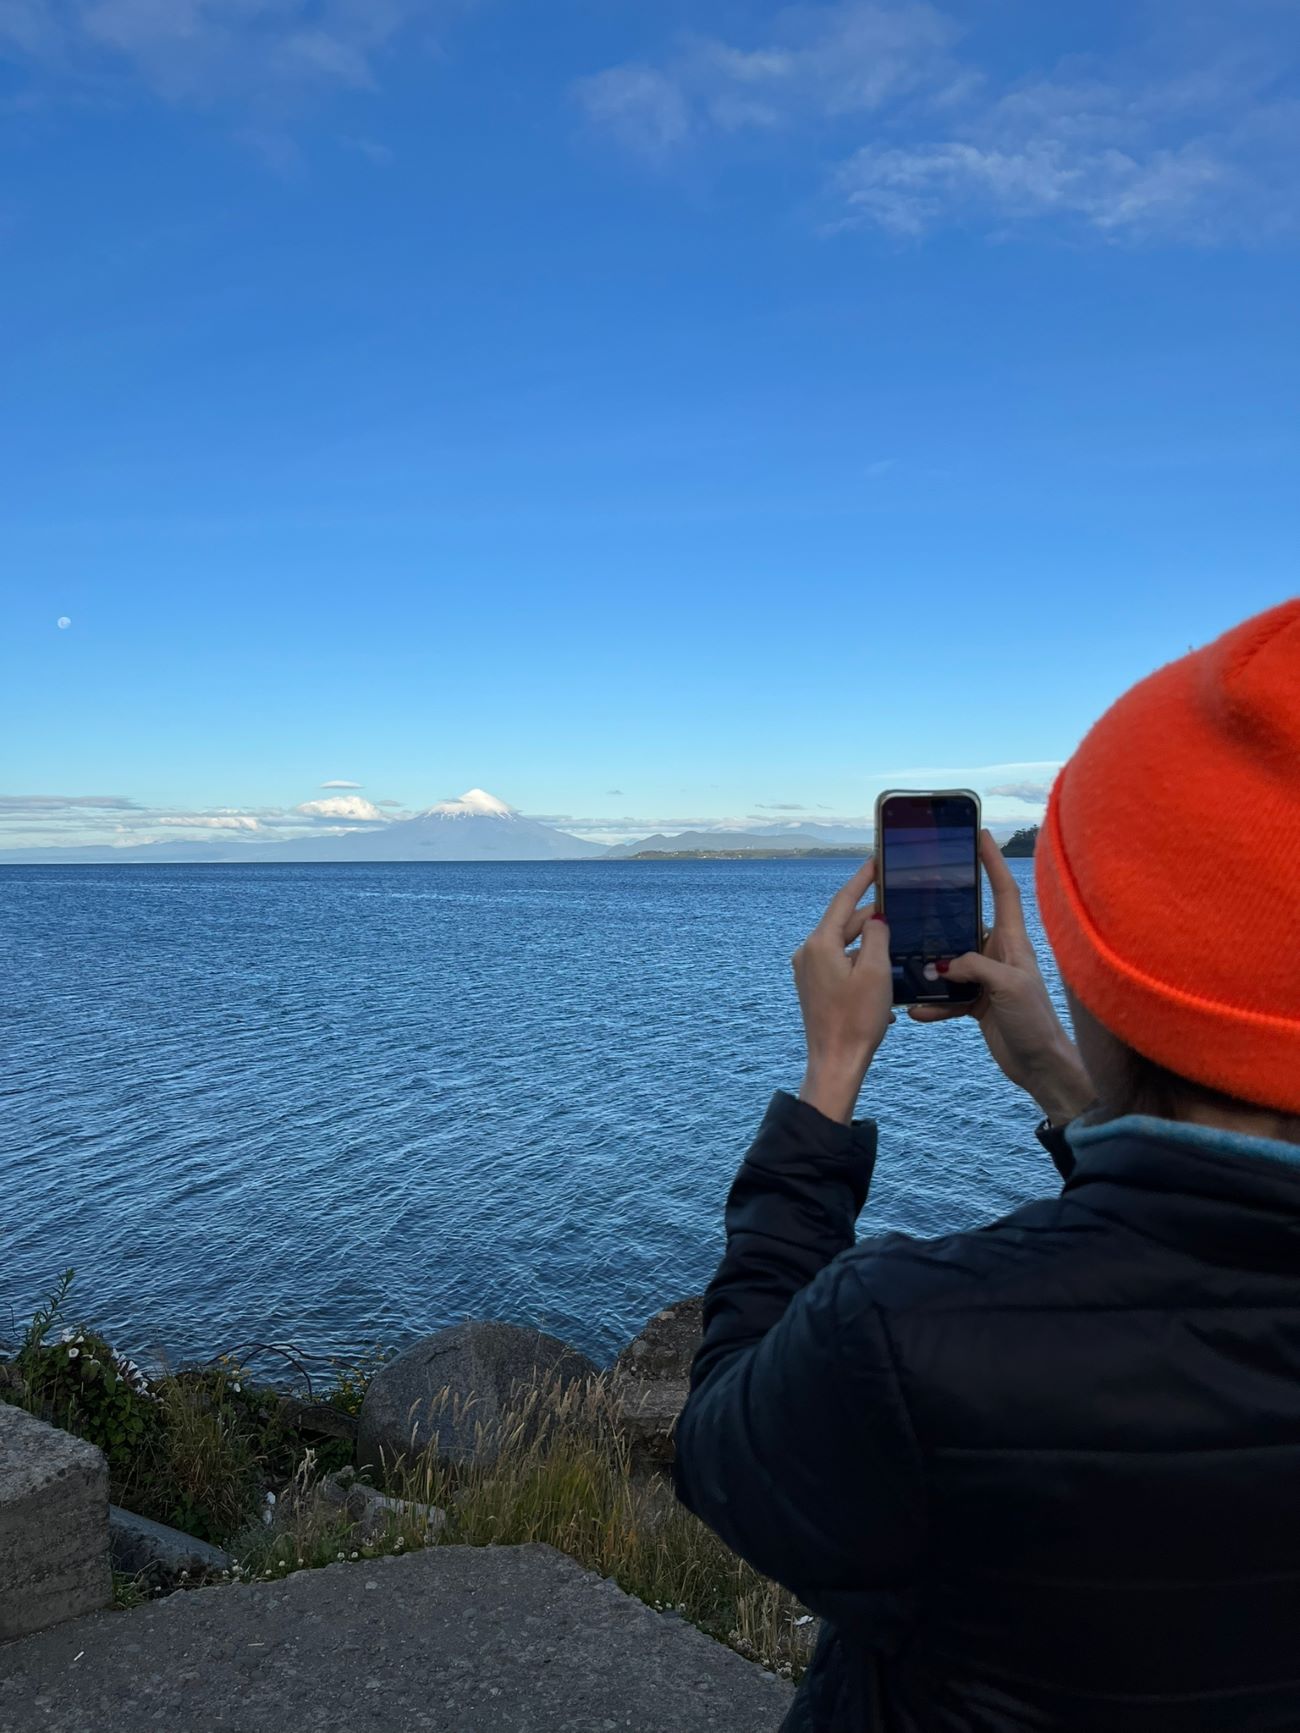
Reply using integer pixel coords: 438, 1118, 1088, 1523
1, 0, 1297, 848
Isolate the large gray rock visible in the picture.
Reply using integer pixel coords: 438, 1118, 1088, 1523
0, 1543, 794, 1732
611, 1296, 704, 1466
109, 1504, 232, 1583
0, 1401, 112, 1640
358, 1321, 598, 1473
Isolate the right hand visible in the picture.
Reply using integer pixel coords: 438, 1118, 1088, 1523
909, 830, 1095, 1125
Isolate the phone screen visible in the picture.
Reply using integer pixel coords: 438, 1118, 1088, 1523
879, 793, 981, 1005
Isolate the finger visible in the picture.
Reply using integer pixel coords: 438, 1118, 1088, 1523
945, 949, 1013, 990
979, 831, 1034, 959
853, 909, 890, 962
908, 1003, 972, 1022
979, 828, 1019, 895
843, 902, 882, 945
816, 856, 877, 937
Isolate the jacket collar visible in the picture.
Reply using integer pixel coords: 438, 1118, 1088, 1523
1061, 1116, 1300, 1273
1068, 1112, 1300, 1172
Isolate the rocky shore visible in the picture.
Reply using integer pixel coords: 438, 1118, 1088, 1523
1, 1293, 722, 1636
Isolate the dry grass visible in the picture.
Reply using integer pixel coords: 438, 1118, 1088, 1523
239, 1370, 816, 1680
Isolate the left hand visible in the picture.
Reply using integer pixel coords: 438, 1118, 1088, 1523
792, 857, 894, 1124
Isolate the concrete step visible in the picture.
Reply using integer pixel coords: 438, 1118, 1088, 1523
0, 1542, 795, 1733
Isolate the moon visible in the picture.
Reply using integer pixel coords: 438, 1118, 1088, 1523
57, 616, 71, 629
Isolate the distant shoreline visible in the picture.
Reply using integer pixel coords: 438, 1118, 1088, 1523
612, 847, 868, 860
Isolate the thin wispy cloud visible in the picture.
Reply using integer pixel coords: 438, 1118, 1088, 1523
577, 1, 1299, 245
0, 0, 452, 131
986, 780, 1054, 806
320, 779, 362, 789
575, 3, 959, 161
0, 792, 142, 811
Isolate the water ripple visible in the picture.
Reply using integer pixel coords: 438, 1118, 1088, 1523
0, 858, 1064, 1365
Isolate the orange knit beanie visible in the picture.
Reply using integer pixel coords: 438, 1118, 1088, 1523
1036, 598, 1300, 1115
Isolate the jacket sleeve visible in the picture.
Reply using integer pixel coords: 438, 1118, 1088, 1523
672, 1090, 925, 1645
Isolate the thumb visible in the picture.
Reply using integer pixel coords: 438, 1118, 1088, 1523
944, 950, 1014, 993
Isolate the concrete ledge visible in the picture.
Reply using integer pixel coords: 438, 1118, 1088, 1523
0, 1543, 794, 1732
109, 1504, 232, 1581
0, 1403, 111, 1641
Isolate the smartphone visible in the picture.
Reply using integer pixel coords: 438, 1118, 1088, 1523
874, 789, 983, 1006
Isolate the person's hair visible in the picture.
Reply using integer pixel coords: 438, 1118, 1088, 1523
1117, 1043, 1300, 1144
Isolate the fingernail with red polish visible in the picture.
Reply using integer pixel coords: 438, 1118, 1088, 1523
871, 912, 886, 922
936, 958, 950, 973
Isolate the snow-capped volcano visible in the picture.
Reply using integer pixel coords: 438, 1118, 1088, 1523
422, 788, 518, 820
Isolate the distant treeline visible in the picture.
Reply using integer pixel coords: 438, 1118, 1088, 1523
620, 830, 1043, 861
1000, 826, 1039, 858
621, 847, 867, 861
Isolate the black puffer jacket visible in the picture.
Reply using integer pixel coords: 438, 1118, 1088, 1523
672, 1091, 1300, 1733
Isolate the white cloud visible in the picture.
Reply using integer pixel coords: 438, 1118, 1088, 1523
0, 0, 451, 119
576, 63, 692, 159
0, 793, 141, 812
344, 134, 394, 165
835, 132, 1230, 241
159, 814, 262, 831
294, 794, 387, 822
575, 4, 956, 160
986, 780, 1054, 805
320, 779, 362, 789
579, 1, 1298, 244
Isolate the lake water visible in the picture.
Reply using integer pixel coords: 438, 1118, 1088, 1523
0, 858, 1067, 1369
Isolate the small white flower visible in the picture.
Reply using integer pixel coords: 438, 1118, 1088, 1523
232, 1382, 241, 1393
264, 1491, 276, 1507
349, 1551, 359, 1560
66, 1347, 80, 1359
336, 1552, 346, 1562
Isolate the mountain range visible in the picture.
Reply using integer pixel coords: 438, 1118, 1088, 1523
0, 790, 1016, 864
604, 822, 874, 857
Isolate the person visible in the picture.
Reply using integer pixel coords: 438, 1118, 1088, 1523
672, 598, 1300, 1733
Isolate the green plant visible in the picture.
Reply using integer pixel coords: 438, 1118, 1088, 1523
14, 1272, 158, 1474
118, 1360, 299, 1544
111, 1571, 151, 1611
325, 1344, 392, 1417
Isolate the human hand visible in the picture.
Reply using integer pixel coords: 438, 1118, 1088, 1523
908, 831, 1095, 1125
792, 857, 894, 1124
